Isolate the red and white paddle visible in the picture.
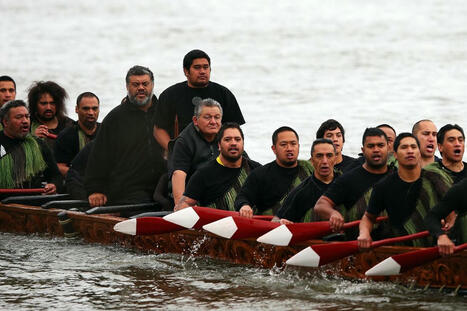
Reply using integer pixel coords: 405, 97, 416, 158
365, 242, 467, 276
286, 231, 430, 267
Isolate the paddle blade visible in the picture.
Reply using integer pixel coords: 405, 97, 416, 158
365, 257, 402, 276
203, 216, 279, 239
114, 217, 184, 235
287, 241, 359, 267
257, 221, 333, 246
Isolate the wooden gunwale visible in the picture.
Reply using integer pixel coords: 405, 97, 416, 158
0, 202, 465, 291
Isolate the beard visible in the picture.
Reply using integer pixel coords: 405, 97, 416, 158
81, 119, 96, 130
221, 149, 242, 163
36, 110, 55, 122
278, 159, 297, 167
128, 91, 153, 107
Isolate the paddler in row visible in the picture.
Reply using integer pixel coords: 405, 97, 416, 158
358, 133, 454, 248
174, 122, 260, 211
313, 128, 392, 238
315, 119, 358, 174
412, 119, 439, 167
154, 49, 245, 152
276, 138, 339, 224
0, 76, 16, 109
168, 98, 224, 206
377, 124, 397, 166
425, 177, 467, 254
54, 92, 100, 177
85, 65, 166, 210
0, 100, 61, 196
235, 126, 313, 217
27, 81, 74, 150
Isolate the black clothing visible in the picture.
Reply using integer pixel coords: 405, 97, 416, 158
85, 96, 166, 204
277, 174, 336, 222
324, 165, 389, 210
168, 123, 219, 180
31, 116, 74, 150
335, 154, 359, 174
425, 177, 467, 242
367, 169, 451, 246
65, 140, 94, 200
154, 81, 245, 138
439, 161, 467, 184
184, 157, 261, 207
54, 122, 100, 166
0, 131, 61, 192
234, 160, 312, 215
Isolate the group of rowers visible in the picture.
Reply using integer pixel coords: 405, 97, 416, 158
0, 49, 465, 257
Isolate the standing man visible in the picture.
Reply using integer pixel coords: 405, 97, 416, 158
234, 126, 313, 217
0, 100, 61, 194
277, 138, 338, 224
27, 81, 74, 148
174, 123, 260, 211
54, 92, 100, 176
85, 65, 166, 208
169, 98, 223, 205
412, 120, 438, 167
0, 76, 16, 108
154, 49, 245, 151
358, 133, 452, 248
314, 128, 391, 233
316, 119, 358, 173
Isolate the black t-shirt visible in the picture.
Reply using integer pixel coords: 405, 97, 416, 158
65, 140, 94, 200
335, 154, 359, 173
277, 174, 335, 222
234, 161, 302, 214
54, 123, 100, 165
324, 165, 389, 209
154, 81, 245, 138
439, 161, 467, 184
184, 158, 261, 206
367, 172, 422, 229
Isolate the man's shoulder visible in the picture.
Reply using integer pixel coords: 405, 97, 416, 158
160, 81, 187, 95
56, 123, 78, 139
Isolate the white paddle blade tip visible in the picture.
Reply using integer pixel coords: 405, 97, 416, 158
257, 225, 292, 246
365, 257, 401, 276
113, 219, 137, 235
286, 246, 320, 267
163, 207, 200, 228
202, 216, 238, 239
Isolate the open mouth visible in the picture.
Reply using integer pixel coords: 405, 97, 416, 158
426, 144, 434, 153
454, 149, 462, 155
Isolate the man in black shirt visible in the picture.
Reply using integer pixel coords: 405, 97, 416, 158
27, 81, 74, 149
154, 49, 245, 151
425, 177, 467, 254
174, 123, 260, 211
54, 92, 100, 176
426, 124, 466, 184
85, 66, 166, 207
277, 138, 338, 223
234, 126, 313, 217
314, 128, 390, 232
316, 119, 358, 173
358, 133, 452, 248
169, 98, 223, 205
0, 100, 61, 195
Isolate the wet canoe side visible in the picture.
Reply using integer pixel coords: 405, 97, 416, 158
0, 203, 465, 290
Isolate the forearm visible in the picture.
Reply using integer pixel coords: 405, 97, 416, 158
57, 163, 70, 177
314, 196, 336, 220
174, 195, 198, 211
359, 212, 376, 236
154, 126, 171, 151
171, 170, 187, 204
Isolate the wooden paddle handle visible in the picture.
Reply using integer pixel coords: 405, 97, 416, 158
46, 132, 57, 139
371, 231, 430, 248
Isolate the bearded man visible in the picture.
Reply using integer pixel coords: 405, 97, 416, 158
174, 122, 260, 211
85, 66, 166, 208
0, 100, 61, 196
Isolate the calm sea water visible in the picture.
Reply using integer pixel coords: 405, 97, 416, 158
1, 0, 467, 309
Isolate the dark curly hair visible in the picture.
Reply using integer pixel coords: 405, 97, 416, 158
27, 81, 68, 122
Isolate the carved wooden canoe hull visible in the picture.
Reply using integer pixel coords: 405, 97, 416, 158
1, 203, 465, 291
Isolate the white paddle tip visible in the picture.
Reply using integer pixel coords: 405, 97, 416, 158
113, 218, 137, 235
286, 246, 320, 267
202, 216, 238, 239
257, 224, 293, 246
365, 257, 401, 276
163, 207, 200, 228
